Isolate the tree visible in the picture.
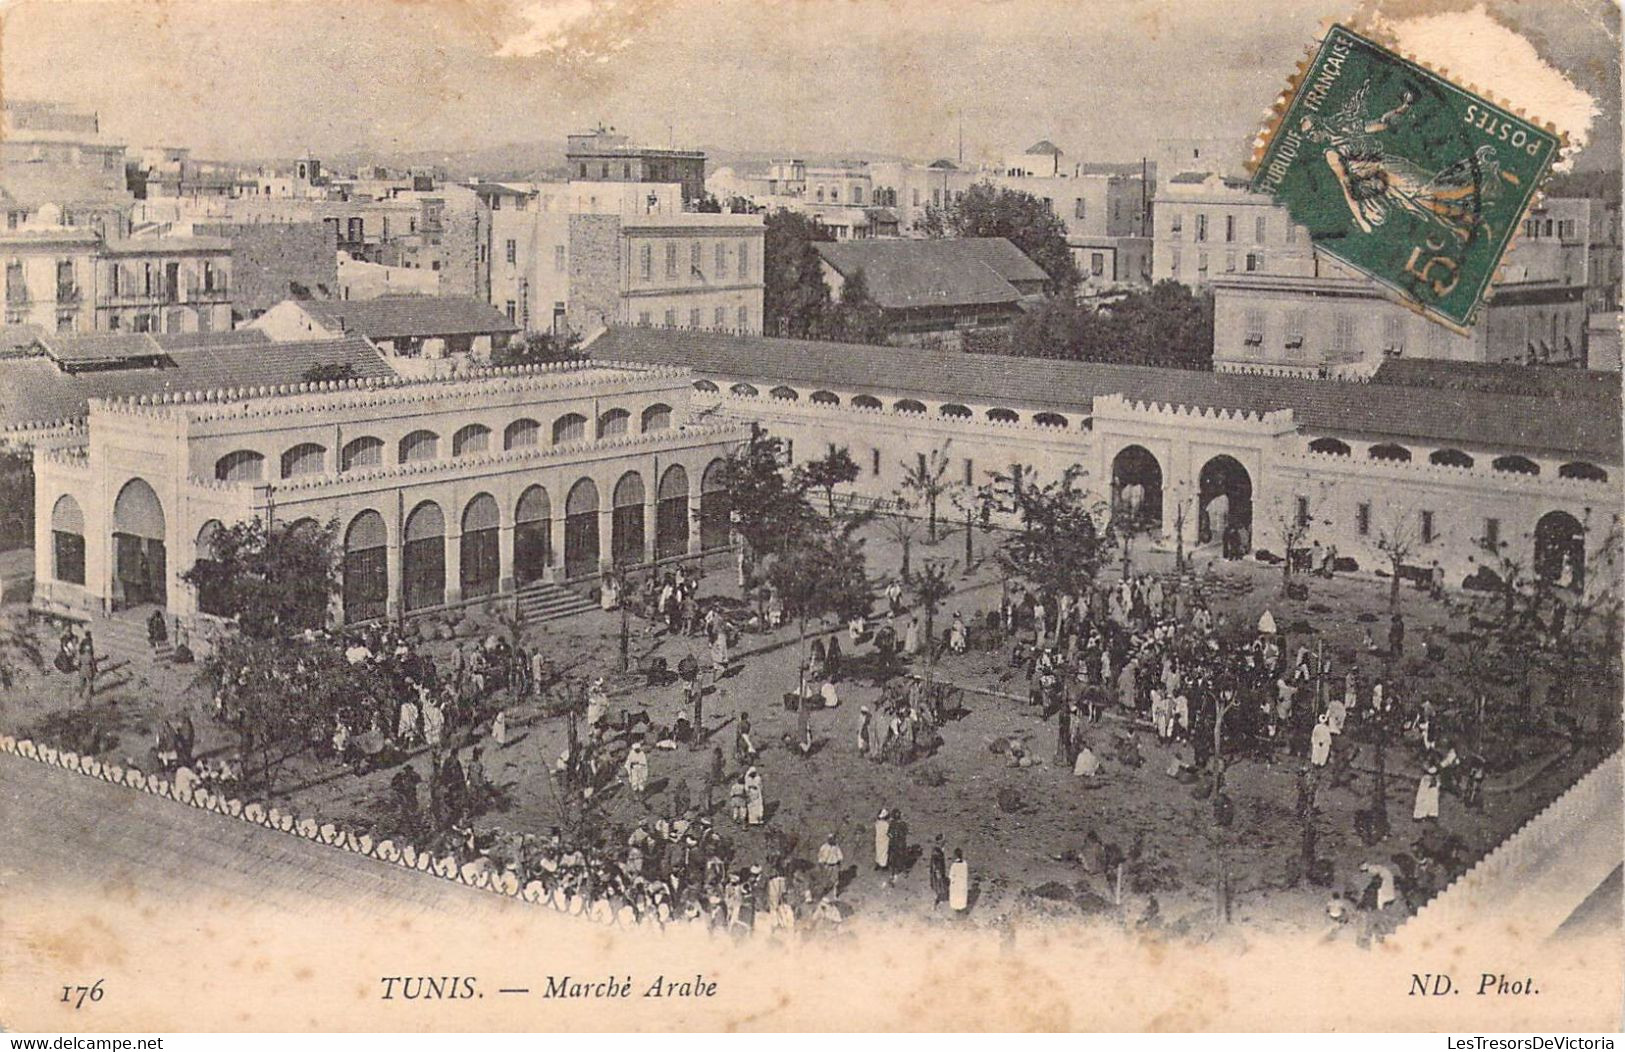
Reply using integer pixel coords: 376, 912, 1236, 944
876, 493, 924, 581
0, 610, 42, 691
1267, 487, 1327, 597
183, 517, 339, 639
825, 267, 888, 345
763, 208, 834, 338
924, 181, 1079, 294
909, 557, 955, 694
899, 444, 953, 543
977, 464, 1114, 600
716, 426, 819, 584
491, 330, 583, 367
766, 520, 872, 676
1006, 281, 1213, 368
795, 444, 861, 519
1373, 502, 1422, 615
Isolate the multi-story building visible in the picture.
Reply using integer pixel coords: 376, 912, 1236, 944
869, 160, 979, 234
566, 127, 706, 205
1, 99, 133, 239
1210, 272, 1588, 374
31, 360, 744, 622
1152, 172, 1316, 288
1516, 197, 1623, 312
2, 217, 232, 335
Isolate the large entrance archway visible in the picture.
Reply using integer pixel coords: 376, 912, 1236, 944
1534, 510, 1586, 589
402, 501, 446, 612
1111, 445, 1163, 532
612, 471, 646, 568
112, 478, 166, 609
700, 459, 730, 551
343, 510, 388, 622
1198, 455, 1253, 559
656, 465, 690, 561
564, 478, 600, 580
460, 493, 500, 599
514, 485, 552, 586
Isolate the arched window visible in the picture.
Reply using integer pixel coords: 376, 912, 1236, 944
504, 418, 540, 450
514, 485, 552, 585
340, 435, 383, 471
280, 442, 326, 478
1429, 448, 1474, 468
552, 413, 587, 445
770, 385, 799, 401
894, 398, 926, 415
611, 471, 646, 567
214, 449, 265, 482
597, 407, 630, 438
1308, 437, 1351, 456
986, 408, 1019, 424
1034, 412, 1069, 428
342, 509, 388, 622
693, 379, 719, 393
402, 501, 445, 611
700, 458, 730, 551
1492, 454, 1539, 476
452, 423, 491, 457
460, 493, 500, 599
563, 477, 600, 579
729, 382, 759, 397
398, 429, 439, 463
810, 390, 840, 405
656, 465, 690, 561
939, 403, 972, 419
50, 494, 85, 585
852, 394, 882, 410
1368, 442, 1411, 463
1559, 461, 1608, 482
641, 403, 673, 432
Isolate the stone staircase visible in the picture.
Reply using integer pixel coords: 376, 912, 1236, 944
514, 581, 597, 625
86, 610, 173, 669
1392, 748, 1623, 947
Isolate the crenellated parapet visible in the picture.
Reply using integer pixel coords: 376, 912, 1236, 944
1275, 449, 1615, 496
1091, 392, 1297, 433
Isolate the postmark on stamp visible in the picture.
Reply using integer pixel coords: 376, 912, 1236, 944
1249, 23, 1561, 331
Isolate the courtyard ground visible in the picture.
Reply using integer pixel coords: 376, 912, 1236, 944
1, 525, 1616, 940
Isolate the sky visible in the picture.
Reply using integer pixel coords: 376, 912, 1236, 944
1, 0, 1618, 168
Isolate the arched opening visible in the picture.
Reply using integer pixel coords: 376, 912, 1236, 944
641, 403, 673, 432
514, 485, 552, 586
1034, 412, 1069, 428
810, 390, 840, 405
852, 394, 883, 410
1430, 448, 1474, 468
112, 478, 166, 609
1492, 454, 1540, 476
402, 501, 445, 612
192, 519, 228, 615
504, 418, 540, 450
460, 493, 500, 599
656, 465, 690, 561
894, 398, 926, 414
342, 509, 388, 623
1198, 455, 1252, 559
452, 423, 492, 457
939, 403, 972, 419
341, 435, 384, 472
563, 478, 600, 579
552, 412, 587, 445
729, 382, 758, 397
693, 379, 719, 394
986, 407, 1020, 424
398, 429, 440, 463
1308, 437, 1351, 456
597, 407, 631, 438
1534, 510, 1585, 589
700, 458, 730, 551
1368, 442, 1411, 463
612, 471, 646, 567
1559, 461, 1608, 482
50, 494, 85, 585
1111, 445, 1164, 531
280, 442, 326, 479
214, 449, 265, 482
769, 385, 799, 401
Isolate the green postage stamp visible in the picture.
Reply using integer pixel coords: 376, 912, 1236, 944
1249, 23, 1561, 331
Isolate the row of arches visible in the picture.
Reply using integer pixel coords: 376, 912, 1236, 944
699, 379, 1072, 429
338, 460, 730, 621
213, 404, 677, 482
1306, 436, 1607, 481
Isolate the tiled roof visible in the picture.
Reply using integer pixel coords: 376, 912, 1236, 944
813, 238, 1047, 311
0, 336, 393, 430
296, 295, 521, 339
588, 327, 1622, 462
152, 329, 272, 352
1026, 140, 1063, 155
39, 332, 165, 366
0, 323, 44, 357
1372, 359, 1620, 403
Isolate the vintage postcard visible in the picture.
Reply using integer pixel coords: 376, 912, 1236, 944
0, 0, 1619, 1036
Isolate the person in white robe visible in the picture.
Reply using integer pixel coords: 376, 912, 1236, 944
1074, 744, 1101, 778
744, 766, 764, 825
1325, 697, 1347, 736
1413, 766, 1441, 821
948, 849, 969, 912
1310, 714, 1333, 767
587, 679, 608, 728
903, 618, 920, 657
949, 613, 967, 655
624, 743, 649, 795
491, 708, 509, 746
397, 699, 419, 744
1359, 862, 1397, 910
422, 699, 445, 747
873, 809, 891, 871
